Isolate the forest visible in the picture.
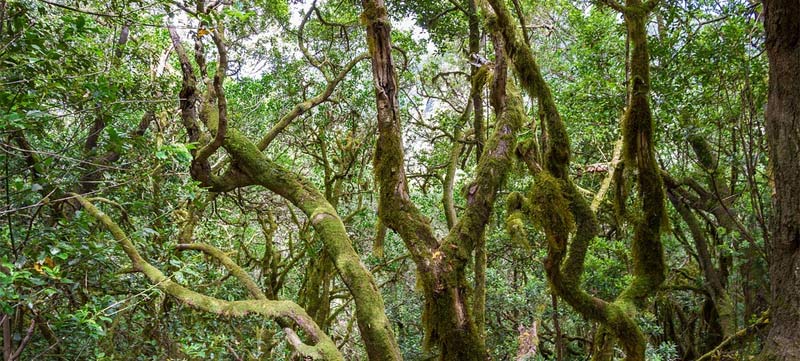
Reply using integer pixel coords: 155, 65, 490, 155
1, 0, 798, 359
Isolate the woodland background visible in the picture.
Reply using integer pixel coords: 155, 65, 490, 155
1, 0, 798, 360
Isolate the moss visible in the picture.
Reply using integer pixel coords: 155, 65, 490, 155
359, 1, 388, 27
76, 195, 345, 360
504, 192, 531, 249
505, 210, 530, 249
471, 64, 491, 93
613, 162, 629, 221
515, 137, 541, 170
299, 253, 334, 329
527, 172, 575, 251
220, 128, 402, 360
688, 133, 717, 171
615, 0, 668, 317
506, 191, 525, 211
485, 1, 664, 359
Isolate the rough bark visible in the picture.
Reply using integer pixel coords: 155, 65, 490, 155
487, 0, 664, 359
760, 0, 800, 359
362, 1, 524, 358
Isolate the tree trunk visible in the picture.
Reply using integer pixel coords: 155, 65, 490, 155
362, 1, 522, 359
761, 0, 800, 359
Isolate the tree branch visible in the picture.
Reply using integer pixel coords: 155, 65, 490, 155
193, 25, 228, 163
176, 242, 266, 300
74, 194, 343, 361
257, 53, 370, 151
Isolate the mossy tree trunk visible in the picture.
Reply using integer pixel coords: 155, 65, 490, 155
468, 0, 488, 339
167, 18, 403, 360
487, 0, 665, 359
361, 1, 524, 358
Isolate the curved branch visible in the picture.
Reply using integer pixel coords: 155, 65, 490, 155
299, 1, 327, 72
363, 0, 438, 262
696, 310, 769, 361
600, 0, 625, 13
221, 129, 402, 360
442, 103, 471, 229
165, 15, 398, 360
257, 53, 370, 151
194, 25, 228, 163
74, 194, 342, 361
176, 241, 326, 353
614, 0, 666, 309
176, 242, 266, 300
167, 25, 202, 145
9, 319, 35, 361
486, 1, 654, 359
590, 137, 623, 212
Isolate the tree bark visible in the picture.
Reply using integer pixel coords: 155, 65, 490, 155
761, 0, 800, 359
168, 26, 402, 360
361, 1, 524, 358
486, 1, 664, 359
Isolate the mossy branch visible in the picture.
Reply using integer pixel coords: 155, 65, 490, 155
696, 310, 769, 361
221, 128, 402, 361
169, 21, 399, 359
442, 101, 473, 230
176, 243, 266, 301
485, 0, 569, 178
487, 0, 606, 320
487, 0, 657, 359
363, 1, 522, 358
73, 194, 343, 361
614, 0, 666, 309
176, 242, 341, 352
167, 25, 201, 145
440, 81, 525, 257
591, 137, 624, 212
364, 0, 439, 265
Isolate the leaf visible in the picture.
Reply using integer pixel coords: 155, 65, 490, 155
75, 16, 86, 32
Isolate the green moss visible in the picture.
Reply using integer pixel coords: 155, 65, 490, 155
688, 133, 717, 171
359, 1, 388, 27
506, 191, 525, 211
472, 64, 490, 92
76, 195, 345, 360
527, 172, 575, 251
221, 128, 402, 360
505, 210, 530, 249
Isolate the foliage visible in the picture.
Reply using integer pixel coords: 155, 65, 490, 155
0, 0, 777, 359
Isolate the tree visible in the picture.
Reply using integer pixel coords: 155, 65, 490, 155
363, 0, 522, 358
760, 0, 800, 359
0, 0, 789, 359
